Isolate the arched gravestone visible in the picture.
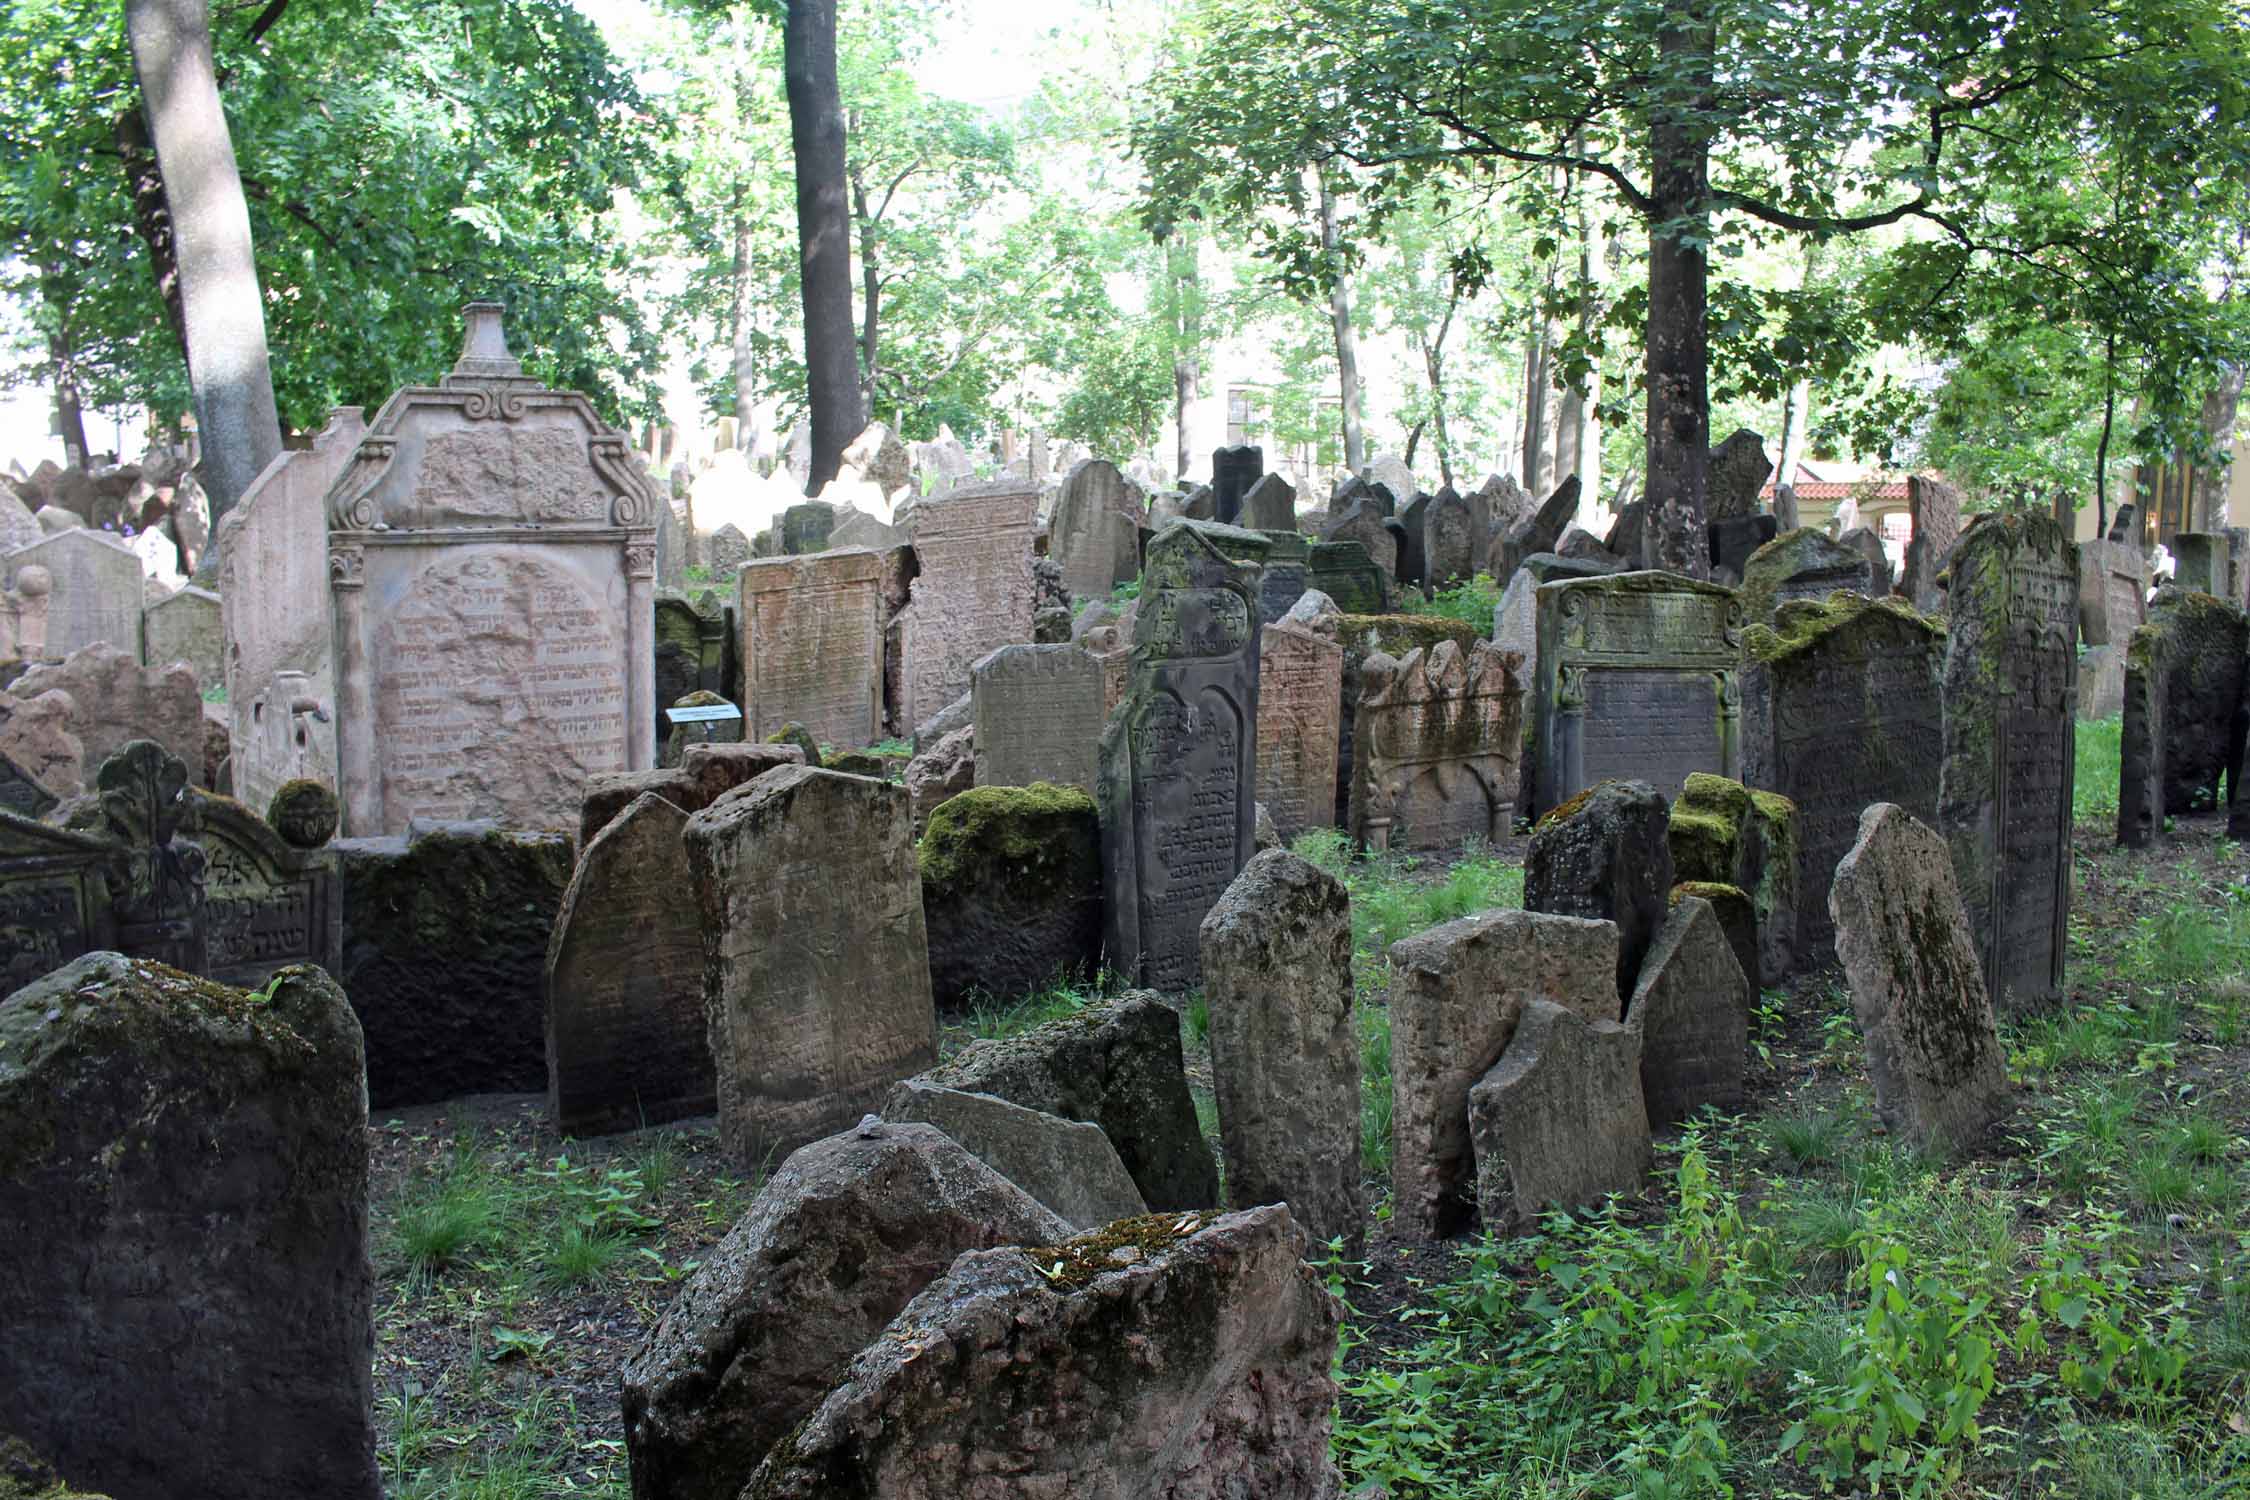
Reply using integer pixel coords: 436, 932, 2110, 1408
326, 304, 660, 836
1937, 513, 2077, 1010
194, 788, 343, 987
1531, 571, 1743, 814
1350, 640, 1524, 852
1, 526, 142, 661
1099, 522, 1264, 992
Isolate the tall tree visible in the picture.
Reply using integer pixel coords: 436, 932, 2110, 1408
122, 0, 280, 523
1314, 170, 1366, 475
783, 0, 864, 491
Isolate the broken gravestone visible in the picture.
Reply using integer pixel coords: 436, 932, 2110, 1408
882, 1079, 1146, 1230
1626, 895, 1749, 1127
918, 784, 1102, 1011
1468, 999, 1651, 1234
1665, 772, 1799, 985
1525, 778, 1675, 1004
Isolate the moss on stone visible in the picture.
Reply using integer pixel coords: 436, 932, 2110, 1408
766, 722, 822, 768
1018, 1209, 1214, 1291
1671, 879, 1747, 907
1740, 590, 1940, 666
1537, 782, 1601, 829
1336, 613, 1481, 658
917, 783, 1099, 894
0, 1438, 111, 1499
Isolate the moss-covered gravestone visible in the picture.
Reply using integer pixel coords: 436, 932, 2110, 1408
918, 784, 1102, 1010
2116, 591, 2248, 847
0, 954, 377, 1500
1737, 526, 1875, 624
1526, 779, 1674, 1004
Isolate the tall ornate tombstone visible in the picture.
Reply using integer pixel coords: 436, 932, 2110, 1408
971, 643, 1105, 794
896, 480, 1038, 732
326, 305, 659, 835
1255, 620, 1342, 844
1936, 513, 2077, 1010
1532, 571, 1743, 814
1350, 640, 1525, 852
1, 527, 142, 661
1048, 459, 1143, 602
739, 547, 885, 749
1098, 522, 1263, 992
1739, 594, 1943, 957
1211, 444, 1263, 525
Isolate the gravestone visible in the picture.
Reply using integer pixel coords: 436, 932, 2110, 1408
14, 641, 203, 779
707, 522, 752, 577
1047, 459, 1143, 603
1829, 803, 2012, 1153
1256, 528, 1312, 621
1525, 778, 1674, 1003
1705, 430, 1772, 521
2116, 593, 2249, 845
1240, 472, 1297, 531
1254, 621, 1342, 844
779, 500, 835, 555
896, 481, 1038, 732
1, 526, 142, 661
0, 810, 112, 992
883, 1081, 1145, 1230
1423, 487, 1479, 591
1350, 639, 1523, 851
919, 785, 1102, 1009
1738, 526, 1875, 623
1488, 476, 1582, 583
653, 594, 733, 753
141, 583, 222, 684
195, 788, 343, 987
1532, 571, 1743, 813
1936, 513, 2076, 1010
1394, 494, 1431, 594
1098, 522, 1263, 992
1908, 473, 1963, 558
545, 792, 708, 1137
1211, 444, 1263, 524
1320, 498, 1399, 580
1739, 594, 1943, 957
2170, 532, 2230, 597
1627, 895, 1748, 1125
1307, 538, 1390, 613
326, 305, 658, 835
1199, 849, 1364, 1257
971, 643, 1104, 794
684, 766, 935, 1166
2078, 642, 2126, 721
1491, 569, 1539, 692
1837, 525, 1894, 596
662, 690, 743, 765
739, 547, 885, 750
1468, 1000, 1650, 1233
1365, 454, 1417, 510
2077, 538, 2149, 647
2108, 503, 2140, 544
1707, 513, 1779, 582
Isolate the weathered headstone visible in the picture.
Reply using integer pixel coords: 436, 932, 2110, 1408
1046, 459, 1143, 603
1350, 639, 1524, 851
739, 546, 885, 749
1386, 908, 1620, 1237
918, 784, 1102, 1010
882, 1080, 1145, 1230
545, 791, 708, 1137
141, 582, 222, 685
2078, 642, 2126, 720
1837, 525, 1895, 596
896, 481, 1038, 732
1532, 571, 1743, 812
1705, 430, 1772, 521
0, 527, 142, 661
1739, 594, 1943, 957
1255, 527, 1312, 621
1307, 537, 1390, 613
1936, 513, 2076, 1010
1199, 849, 1364, 1256
2116, 592, 2249, 845
195, 788, 343, 987
1627, 895, 1748, 1125
970, 643, 1103, 794
777, 500, 835, 556
1525, 778, 1674, 1003
1255, 621, 1342, 843
1422, 486, 1479, 591
1240, 471, 1297, 531
1469, 999, 1651, 1233
2170, 531, 2230, 597
1908, 473, 1963, 558
1211, 444, 1263, 524
1707, 512, 1779, 583
0, 810, 113, 991
14, 641, 203, 780
1829, 803, 2012, 1153
1320, 497, 1399, 580
325, 305, 658, 835
1737, 526, 1875, 623
1098, 522, 1263, 992
579, 741, 802, 846
1489, 475, 1583, 583
2077, 538, 2149, 647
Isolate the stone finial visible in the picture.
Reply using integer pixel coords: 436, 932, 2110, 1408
451, 301, 524, 379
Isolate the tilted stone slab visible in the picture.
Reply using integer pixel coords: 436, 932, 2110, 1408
1627, 896, 1748, 1127
1525, 778, 1675, 1004
882, 1079, 1145, 1230
1469, 999, 1651, 1234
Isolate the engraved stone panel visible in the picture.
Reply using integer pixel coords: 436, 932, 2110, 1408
1257, 530, 1311, 622
1307, 539, 1389, 614
1423, 489, 1478, 592
897, 482, 1037, 731
739, 547, 885, 750
141, 584, 222, 686
195, 790, 342, 987
1047, 460, 1143, 602
1255, 622, 1341, 843
971, 643, 1105, 794
1533, 572, 1742, 813
1, 528, 142, 661
1350, 639, 1523, 851
0, 811, 109, 992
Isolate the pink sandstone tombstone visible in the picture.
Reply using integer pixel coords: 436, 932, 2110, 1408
1351, 639, 1525, 851
1256, 621, 1343, 844
896, 480, 1037, 730
326, 305, 659, 835
739, 546, 886, 750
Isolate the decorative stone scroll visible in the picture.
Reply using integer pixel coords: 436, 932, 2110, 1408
1350, 640, 1524, 852
739, 547, 885, 751
1255, 622, 1342, 843
1532, 571, 1743, 813
1099, 522, 1265, 992
896, 481, 1037, 732
1936, 513, 2077, 1010
326, 305, 658, 836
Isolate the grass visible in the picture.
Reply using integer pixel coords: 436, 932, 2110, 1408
1292, 827, 1523, 968
961, 970, 1110, 1041
1422, 572, 1503, 636
2076, 712, 2123, 824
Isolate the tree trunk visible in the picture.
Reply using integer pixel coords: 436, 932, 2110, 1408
783, 0, 863, 493
729, 190, 756, 446
2194, 363, 2244, 531
114, 105, 189, 364
1775, 379, 1808, 490
124, 0, 282, 533
39, 272, 91, 468
1164, 229, 1200, 479
1641, 0, 1714, 577
1317, 172, 1366, 475
1520, 328, 1549, 492
1423, 342, 1454, 491
851, 172, 882, 412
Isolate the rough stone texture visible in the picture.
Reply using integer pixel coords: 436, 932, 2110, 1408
140, 582, 222, 686
1837, 526, 1895, 597
620, 1121, 1069, 1500
896, 483, 1038, 731
882, 1080, 1145, 1230
1488, 475, 1583, 583
1708, 513, 1780, 582
1240, 472, 1298, 531
971, 644, 1103, 794
1386, 909, 1620, 1238
1525, 779, 1675, 1003
1626, 896, 1748, 1127
1320, 497, 1399, 580
334, 820, 572, 1107
546, 793, 708, 1137
922, 991, 1218, 1212
738, 546, 885, 752
1705, 430, 1772, 522
0, 954, 378, 1500
267, 777, 340, 849
1673, 879, 1759, 1014
1349, 639, 1524, 852
1256, 622, 1342, 843
579, 743, 804, 846
2078, 642, 2125, 721
0, 528, 142, 663
2118, 593, 2247, 842
1469, 1000, 1651, 1233
14, 642, 203, 784
0, 687, 83, 807
1423, 491, 1481, 592
911, 690, 971, 753
2077, 538, 2149, 647
1908, 473, 1963, 559
1937, 513, 2076, 1010
904, 725, 975, 831
686, 767, 936, 1168
1199, 850, 1364, 1256
918, 784, 1102, 1010
1738, 526, 1875, 623
744, 1204, 1343, 1500
840, 421, 912, 501
1828, 803, 2012, 1154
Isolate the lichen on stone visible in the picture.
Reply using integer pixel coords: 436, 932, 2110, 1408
1017, 1209, 1215, 1291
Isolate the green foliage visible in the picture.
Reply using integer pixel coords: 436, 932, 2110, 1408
381, 1140, 660, 1295
2075, 714, 2123, 826
1290, 828, 1522, 970
1421, 573, 1501, 638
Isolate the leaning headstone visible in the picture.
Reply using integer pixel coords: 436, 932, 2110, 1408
1525, 778, 1675, 1003
1098, 522, 1263, 993
2077, 538, 2149, 647
1627, 896, 1748, 1125
1704, 430, 1771, 521
1255, 621, 1343, 844
1489, 475, 1583, 583
1386, 909, 1620, 1237
1211, 444, 1263, 524
741, 1205, 1344, 1500
1829, 803, 2012, 1153
1469, 999, 1650, 1233
1350, 639, 1524, 851
1737, 526, 1875, 623
896, 481, 1038, 732
0, 527, 142, 661
545, 792, 708, 1137
0, 953, 378, 1500
1739, 593, 1943, 957
578, 741, 802, 845
1199, 850, 1364, 1256
1936, 513, 2077, 1010
918, 784, 1102, 1010
1240, 471, 1297, 531
738, 547, 885, 749
883, 1079, 1145, 1230
1837, 525, 1895, 596
970, 643, 1103, 794
1707, 512, 1780, 582
324, 304, 659, 836
1320, 497, 1399, 580
13, 641, 203, 780
1047, 459, 1143, 603
140, 582, 222, 686
619, 1120, 1069, 1500
2077, 642, 2126, 721
685, 766, 936, 1167
1307, 537, 1390, 613
921, 990, 1218, 1212
1532, 570, 1743, 812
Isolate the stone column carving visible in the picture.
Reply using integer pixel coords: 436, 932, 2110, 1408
328, 542, 374, 835
626, 536, 657, 771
